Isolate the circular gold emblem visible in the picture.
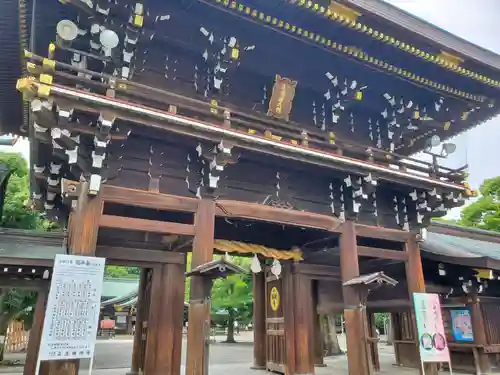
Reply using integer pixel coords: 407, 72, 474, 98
270, 287, 280, 312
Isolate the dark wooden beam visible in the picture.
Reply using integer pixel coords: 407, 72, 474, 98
23, 287, 48, 375
128, 269, 147, 375
358, 246, 409, 261
186, 199, 216, 375
216, 199, 342, 231
0, 257, 54, 267
143, 265, 163, 375
356, 224, 412, 242
293, 263, 341, 278
155, 262, 185, 375
102, 185, 199, 213
96, 246, 185, 265
341, 221, 373, 375
99, 214, 195, 236
293, 273, 315, 374
252, 272, 266, 370
51, 180, 103, 375
405, 239, 438, 375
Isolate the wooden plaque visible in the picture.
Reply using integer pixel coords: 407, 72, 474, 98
267, 75, 297, 121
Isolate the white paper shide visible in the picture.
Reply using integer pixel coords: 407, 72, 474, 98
39, 254, 106, 361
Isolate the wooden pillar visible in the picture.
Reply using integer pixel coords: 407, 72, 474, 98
313, 314, 325, 367
23, 287, 48, 375
252, 271, 266, 370
283, 263, 297, 375
312, 280, 325, 368
186, 199, 215, 375
155, 262, 186, 375
128, 268, 148, 375
143, 265, 163, 375
294, 273, 315, 375
340, 220, 372, 375
49, 181, 103, 375
405, 238, 438, 375
368, 313, 380, 372
469, 297, 490, 373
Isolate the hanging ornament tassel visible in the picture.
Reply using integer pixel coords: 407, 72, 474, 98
251, 254, 262, 274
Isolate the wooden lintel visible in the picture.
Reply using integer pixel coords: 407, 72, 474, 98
355, 224, 412, 242
102, 185, 199, 213
320, 299, 411, 313
293, 263, 340, 277
358, 246, 409, 261
216, 199, 342, 231
96, 246, 185, 265
0, 257, 54, 267
99, 214, 195, 236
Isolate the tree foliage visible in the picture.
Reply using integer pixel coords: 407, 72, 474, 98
210, 257, 253, 343
104, 265, 140, 279
0, 152, 45, 229
459, 176, 500, 232
0, 152, 50, 360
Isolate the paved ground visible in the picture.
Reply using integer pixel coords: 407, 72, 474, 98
0, 333, 450, 374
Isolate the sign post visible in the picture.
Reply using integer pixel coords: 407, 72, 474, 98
36, 254, 106, 375
413, 292, 453, 375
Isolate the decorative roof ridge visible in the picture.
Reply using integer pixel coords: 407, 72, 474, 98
345, 0, 500, 71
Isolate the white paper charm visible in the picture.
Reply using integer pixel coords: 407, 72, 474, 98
251, 254, 262, 274
271, 259, 282, 279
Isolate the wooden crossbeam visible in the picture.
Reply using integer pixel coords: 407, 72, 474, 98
216, 199, 343, 232
355, 224, 412, 242
99, 214, 195, 236
102, 185, 199, 213
357, 246, 409, 261
96, 246, 185, 265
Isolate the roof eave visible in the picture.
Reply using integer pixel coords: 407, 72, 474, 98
345, 0, 500, 71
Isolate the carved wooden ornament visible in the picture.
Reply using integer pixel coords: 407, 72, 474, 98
267, 75, 297, 121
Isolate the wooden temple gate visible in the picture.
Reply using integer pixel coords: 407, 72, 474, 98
10, 0, 500, 373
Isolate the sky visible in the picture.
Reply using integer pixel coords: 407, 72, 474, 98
385, 0, 500, 218
1, 0, 499, 218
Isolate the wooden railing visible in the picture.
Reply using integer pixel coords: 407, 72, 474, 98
4, 321, 29, 353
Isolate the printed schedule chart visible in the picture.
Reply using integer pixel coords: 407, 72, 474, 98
38, 255, 106, 361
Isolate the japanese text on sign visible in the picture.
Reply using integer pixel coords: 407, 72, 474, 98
38, 255, 106, 361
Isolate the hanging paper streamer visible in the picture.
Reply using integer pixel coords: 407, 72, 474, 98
251, 254, 262, 274
271, 259, 282, 279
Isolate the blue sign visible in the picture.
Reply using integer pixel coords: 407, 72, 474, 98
450, 309, 473, 342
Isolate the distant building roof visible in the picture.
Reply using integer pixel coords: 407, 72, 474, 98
102, 278, 139, 299
0, 228, 65, 266
423, 223, 500, 269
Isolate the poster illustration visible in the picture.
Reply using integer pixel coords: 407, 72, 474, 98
413, 293, 450, 363
450, 309, 474, 342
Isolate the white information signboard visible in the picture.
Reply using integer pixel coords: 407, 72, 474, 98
38, 254, 106, 362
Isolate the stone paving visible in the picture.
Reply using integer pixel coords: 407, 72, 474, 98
0, 333, 454, 375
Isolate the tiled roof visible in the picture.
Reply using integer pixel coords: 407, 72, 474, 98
101, 278, 139, 299
423, 224, 500, 269
0, 228, 65, 261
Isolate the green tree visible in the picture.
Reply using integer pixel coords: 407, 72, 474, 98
459, 176, 500, 232
210, 257, 253, 343
0, 152, 45, 229
0, 152, 50, 361
104, 266, 140, 279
